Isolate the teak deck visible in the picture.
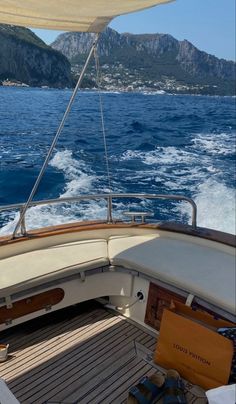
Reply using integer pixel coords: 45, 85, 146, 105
0, 302, 207, 404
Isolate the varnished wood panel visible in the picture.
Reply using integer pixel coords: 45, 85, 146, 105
144, 282, 230, 331
145, 283, 185, 330
0, 288, 64, 324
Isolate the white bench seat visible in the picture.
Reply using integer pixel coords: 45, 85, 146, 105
0, 232, 234, 317
0, 239, 108, 297
108, 234, 236, 315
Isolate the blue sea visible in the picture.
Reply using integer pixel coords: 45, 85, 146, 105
0, 87, 235, 235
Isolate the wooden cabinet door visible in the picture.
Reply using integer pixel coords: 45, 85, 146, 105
0, 288, 64, 324
144, 283, 185, 330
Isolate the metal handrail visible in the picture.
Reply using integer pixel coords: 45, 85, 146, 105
0, 193, 197, 235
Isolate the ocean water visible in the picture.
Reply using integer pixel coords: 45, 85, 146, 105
0, 87, 235, 235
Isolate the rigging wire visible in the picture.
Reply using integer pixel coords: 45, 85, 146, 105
12, 34, 100, 238
94, 47, 112, 192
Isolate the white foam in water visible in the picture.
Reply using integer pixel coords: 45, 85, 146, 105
1, 132, 235, 236
0, 148, 140, 235
119, 147, 199, 166
192, 133, 235, 156
142, 90, 166, 95
0, 206, 77, 236
178, 179, 236, 235
0, 149, 105, 235
118, 139, 235, 235
119, 147, 206, 191
50, 149, 96, 196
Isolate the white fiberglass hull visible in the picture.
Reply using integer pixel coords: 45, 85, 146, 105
0, 222, 235, 331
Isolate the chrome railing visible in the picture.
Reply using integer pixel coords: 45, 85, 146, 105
0, 193, 197, 236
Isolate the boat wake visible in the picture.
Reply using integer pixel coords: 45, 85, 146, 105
1, 142, 235, 235
178, 179, 236, 235
0, 91, 235, 235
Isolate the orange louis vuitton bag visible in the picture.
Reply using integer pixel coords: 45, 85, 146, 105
154, 301, 235, 390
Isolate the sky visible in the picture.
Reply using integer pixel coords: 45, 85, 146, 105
32, 0, 235, 61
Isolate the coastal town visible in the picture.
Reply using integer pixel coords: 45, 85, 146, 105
1, 64, 217, 95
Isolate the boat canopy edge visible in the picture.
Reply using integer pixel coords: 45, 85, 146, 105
0, 0, 174, 32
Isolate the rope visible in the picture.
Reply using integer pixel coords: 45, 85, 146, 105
115, 297, 141, 311
104, 294, 143, 311
94, 47, 112, 192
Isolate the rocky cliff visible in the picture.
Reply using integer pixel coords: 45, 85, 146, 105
0, 24, 73, 88
52, 28, 236, 95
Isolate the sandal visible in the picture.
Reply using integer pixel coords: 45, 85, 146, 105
127, 372, 165, 403
163, 369, 187, 404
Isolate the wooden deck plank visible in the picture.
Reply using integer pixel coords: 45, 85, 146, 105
100, 340, 157, 404
19, 327, 148, 402
2, 311, 111, 379
0, 306, 105, 350
110, 365, 156, 404
11, 320, 134, 395
86, 339, 156, 404
9, 308, 108, 354
64, 335, 154, 401
0, 303, 207, 404
1, 307, 106, 365
9, 317, 128, 390
5, 313, 114, 377
56, 334, 153, 402
63, 337, 151, 403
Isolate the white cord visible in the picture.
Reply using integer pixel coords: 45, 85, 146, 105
116, 297, 140, 311
105, 296, 142, 311
94, 47, 112, 192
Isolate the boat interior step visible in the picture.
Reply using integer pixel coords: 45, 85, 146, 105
0, 300, 207, 404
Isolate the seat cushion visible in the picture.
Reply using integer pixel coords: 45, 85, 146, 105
108, 234, 236, 315
0, 239, 108, 296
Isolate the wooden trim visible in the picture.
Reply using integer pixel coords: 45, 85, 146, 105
0, 220, 235, 247
144, 282, 232, 331
156, 222, 236, 247
0, 288, 64, 324
144, 283, 186, 330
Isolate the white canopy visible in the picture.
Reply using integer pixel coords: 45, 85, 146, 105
0, 0, 174, 33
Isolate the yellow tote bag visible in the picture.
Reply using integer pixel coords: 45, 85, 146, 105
154, 303, 234, 390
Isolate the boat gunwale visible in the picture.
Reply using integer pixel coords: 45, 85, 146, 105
0, 220, 235, 247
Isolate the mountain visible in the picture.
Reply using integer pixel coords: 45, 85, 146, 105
0, 24, 73, 88
51, 28, 236, 95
